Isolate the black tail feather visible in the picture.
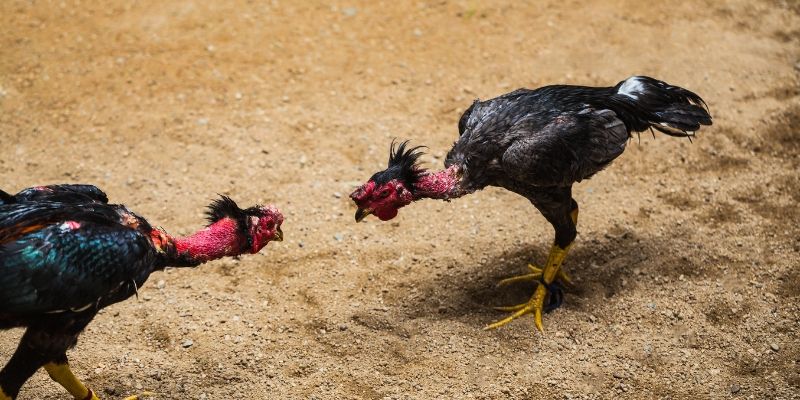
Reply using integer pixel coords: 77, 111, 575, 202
610, 76, 712, 137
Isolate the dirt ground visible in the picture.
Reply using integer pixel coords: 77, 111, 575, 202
1, 0, 798, 399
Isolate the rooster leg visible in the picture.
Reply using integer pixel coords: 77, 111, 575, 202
44, 357, 154, 400
485, 243, 572, 331
485, 197, 579, 332
44, 357, 99, 400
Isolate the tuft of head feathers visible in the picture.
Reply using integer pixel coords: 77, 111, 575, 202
206, 195, 270, 224
369, 140, 426, 188
206, 195, 245, 225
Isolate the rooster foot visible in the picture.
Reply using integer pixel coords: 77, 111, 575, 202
484, 279, 565, 332
485, 244, 572, 332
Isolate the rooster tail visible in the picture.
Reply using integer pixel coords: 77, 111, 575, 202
610, 76, 712, 137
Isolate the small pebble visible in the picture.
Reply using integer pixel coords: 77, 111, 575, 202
181, 339, 194, 348
730, 383, 741, 394
770, 343, 780, 352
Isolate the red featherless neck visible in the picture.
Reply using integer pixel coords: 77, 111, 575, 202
412, 165, 467, 200
161, 218, 246, 264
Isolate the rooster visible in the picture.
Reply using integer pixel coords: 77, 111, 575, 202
351, 76, 711, 332
0, 184, 284, 400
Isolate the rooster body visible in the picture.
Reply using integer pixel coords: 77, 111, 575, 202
351, 76, 712, 331
0, 184, 283, 400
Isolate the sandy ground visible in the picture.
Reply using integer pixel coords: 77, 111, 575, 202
1, 0, 799, 399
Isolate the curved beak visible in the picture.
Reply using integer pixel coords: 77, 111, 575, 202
355, 208, 372, 222
274, 227, 284, 242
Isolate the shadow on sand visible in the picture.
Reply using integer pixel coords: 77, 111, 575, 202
402, 225, 708, 324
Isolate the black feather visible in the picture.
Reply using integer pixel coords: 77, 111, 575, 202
0, 189, 13, 205
13, 184, 109, 204
205, 195, 245, 224
370, 140, 426, 187
458, 101, 478, 136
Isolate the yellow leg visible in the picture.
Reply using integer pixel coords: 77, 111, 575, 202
485, 243, 572, 332
43, 362, 98, 400
43, 362, 155, 400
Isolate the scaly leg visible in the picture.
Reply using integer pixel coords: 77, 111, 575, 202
43, 361, 98, 400
485, 206, 579, 332
45, 357, 153, 400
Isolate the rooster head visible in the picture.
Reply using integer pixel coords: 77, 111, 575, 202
350, 141, 425, 222
206, 196, 284, 253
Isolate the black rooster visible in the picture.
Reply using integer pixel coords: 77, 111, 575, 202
0, 184, 284, 400
351, 76, 711, 332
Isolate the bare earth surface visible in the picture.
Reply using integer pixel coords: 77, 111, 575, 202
1, 1, 799, 399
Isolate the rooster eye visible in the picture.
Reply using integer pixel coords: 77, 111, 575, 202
378, 190, 390, 198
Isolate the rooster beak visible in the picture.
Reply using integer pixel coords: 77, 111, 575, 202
355, 208, 372, 222
274, 227, 284, 242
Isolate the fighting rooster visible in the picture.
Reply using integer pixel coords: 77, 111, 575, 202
0, 184, 284, 400
351, 76, 711, 332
